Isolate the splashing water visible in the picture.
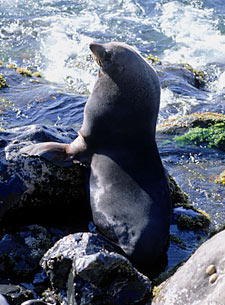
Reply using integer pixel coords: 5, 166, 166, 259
157, 1, 225, 67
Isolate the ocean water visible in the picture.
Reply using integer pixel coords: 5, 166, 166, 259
1, 0, 225, 95
0, 0, 225, 228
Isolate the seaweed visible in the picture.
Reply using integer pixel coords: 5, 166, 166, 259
174, 122, 225, 150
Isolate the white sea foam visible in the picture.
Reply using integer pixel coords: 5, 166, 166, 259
157, 1, 225, 68
2, 0, 224, 96
37, 0, 150, 92
39, 15, 101, 93
159, 88, 202, 122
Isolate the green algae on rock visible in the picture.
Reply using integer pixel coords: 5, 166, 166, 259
180, 62, 207, 87
174, 122, 225, 150
0, 74, 9, 89
16, 67, 32, 77
215, 169, 225, 185
167, 174, 210, 231
32, 71, 43, 78
167, 174, 189, 207
170, 234, 186, 249
158, 112, 225, 151
177, 213, 210, 231
146, 54, 161, 65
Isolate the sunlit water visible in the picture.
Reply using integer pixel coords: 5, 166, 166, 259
0, 0, 225, 228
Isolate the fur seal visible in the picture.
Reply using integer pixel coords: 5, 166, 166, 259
21, 42, 172, 277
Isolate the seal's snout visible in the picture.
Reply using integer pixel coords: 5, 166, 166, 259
89, 42, 105, 56
89, 42, 106, 67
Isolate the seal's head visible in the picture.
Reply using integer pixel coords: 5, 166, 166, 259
89, 41, 148, 77
89, 42, 112, 68
88, 42, 160, 137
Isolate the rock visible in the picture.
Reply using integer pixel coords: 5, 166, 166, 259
167, 173, 189, 208
0, 125, 91, 232
147, 58, 207, 94
0, 284, 33, 305
0, 123, 211, 301
0, 225, 52, 282
157, 112, 225, 134
166, 173, 210, 269
0, 294, 9, 305
41, 232, 152, 305
215, 169, 225, 185
157, 112, 225, 151
152, 229, 225, 305
169, 173, 210, 232
0, 73, 9, 89
0, 65, 46, 89
174, 206, 210, 232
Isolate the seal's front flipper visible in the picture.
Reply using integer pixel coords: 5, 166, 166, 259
20, 142, 73, 167
20, 133, 91, 167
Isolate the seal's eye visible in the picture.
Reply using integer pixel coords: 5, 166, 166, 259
105, 51, 112, 62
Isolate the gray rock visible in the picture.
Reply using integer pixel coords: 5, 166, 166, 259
41, 232, 152, 305
0, 294, 9, 305
0, 284, 33, 305
152, 229, 225, 305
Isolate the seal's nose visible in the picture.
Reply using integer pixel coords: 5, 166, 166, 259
89, 42, 105, 57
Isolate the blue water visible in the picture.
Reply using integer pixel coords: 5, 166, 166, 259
0, 0, 225, 227
1, 0, 225, 93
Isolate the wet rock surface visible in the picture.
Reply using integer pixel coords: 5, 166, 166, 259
157, 112, 225, 151
0, 294, 9, 305
0, 284, 33, 305
0, 225, 52, 282
152, 229, 225, 305
215, 169, 225, 186
0, 124, 91, 232
41, 232, 152, 305
154, 61, 207, 96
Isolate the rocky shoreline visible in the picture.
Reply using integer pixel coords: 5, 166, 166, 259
0, 121, 216, 305
0, 63, 224, 304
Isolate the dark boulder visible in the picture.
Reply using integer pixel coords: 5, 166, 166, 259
0, 284, 33, 305
41, 232, 152, 305
0, 125, 91, 232
0, 225, 52, 282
